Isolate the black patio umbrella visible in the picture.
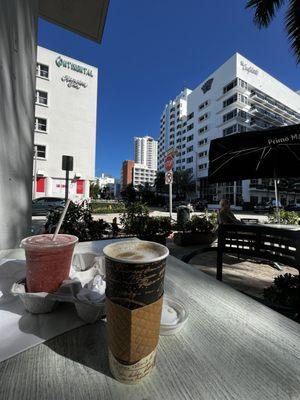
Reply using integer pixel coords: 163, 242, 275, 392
208, 124, 300, 208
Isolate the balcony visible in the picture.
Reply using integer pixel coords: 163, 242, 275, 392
249, 106, 285, 126
250, 91, 300, 124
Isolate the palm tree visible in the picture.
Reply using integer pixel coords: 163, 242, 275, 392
154, 171, 167, 195
246, 0, 300, 63
173, 170, 195, 199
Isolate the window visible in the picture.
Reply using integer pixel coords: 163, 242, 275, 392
223, 79, 237, 94
187, 112, 194, 120
223, 94, 237, 108
170, 128, 175, 132
176, 138, 181, 143
186, 156, 193, 163
238, 78, 247, 89
170, 120, 175, 126
238, 93, 248, 104
183, 121, 187, 127
177, 124, 182, 129
177, 104, 181, 109
170, 107, 175, 112
187, 145, 193, 153
176, 159, 181, 164
199, 113, 208, 123
177, 111, 180, 116
170, 114, 175, 119
198, 125, 208, 134
36, 63, 49, 79
223, 125, 237, 136
198, 163, 207, 170
36, 90, 48, 106
35, 117, 47, 132
187, 134, 194, 142
199, 100, 209, 110
35, 144, 46, 159
223, 124, 247, 136
198, 138, 208, 146
199, 151, 207, 158
223, 109, 237, 123
187, 123, 194, 131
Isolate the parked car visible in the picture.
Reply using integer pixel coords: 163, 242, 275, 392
284, 203, 300, 212
32, 197, 65, 216
254, 200, 282, 213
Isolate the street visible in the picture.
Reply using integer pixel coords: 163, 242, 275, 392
32, 209, 268, 234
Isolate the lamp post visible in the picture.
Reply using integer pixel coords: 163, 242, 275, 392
62, 155, 74, 202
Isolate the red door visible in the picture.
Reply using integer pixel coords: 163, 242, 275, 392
76, 180, 84, 194
36, 177, 45, 192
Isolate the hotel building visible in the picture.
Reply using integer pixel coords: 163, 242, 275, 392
33, 46, 98, 201
158, 53, 300, 205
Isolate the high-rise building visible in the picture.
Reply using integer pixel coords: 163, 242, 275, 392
134, 136, 158, 170
158, 53, 300, 205
33, 46, 98, 201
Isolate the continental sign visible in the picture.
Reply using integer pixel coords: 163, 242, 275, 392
55, 56, 93, 77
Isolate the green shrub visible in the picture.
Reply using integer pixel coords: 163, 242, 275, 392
268, 209, 299, 225
176, 213, 217, 234
120, 202, 150, 236
264, 273, 299, 309
45, 201, 110, 241
120, 203, 172, 237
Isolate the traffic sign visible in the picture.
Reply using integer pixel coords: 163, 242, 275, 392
165, 171, 173, 185
164, 154, 173, 171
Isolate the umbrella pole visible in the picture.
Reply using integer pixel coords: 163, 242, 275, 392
274, 173, 280, 224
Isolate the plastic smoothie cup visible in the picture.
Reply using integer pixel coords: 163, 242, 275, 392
21, 234, 78, 293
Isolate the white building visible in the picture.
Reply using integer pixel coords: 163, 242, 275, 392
33, 46, 98, 201
97, 173, 115, 189
133, 164, 157, 187
134, 136, 158, 169
0, 0, 108, 251
132, 136, 157, 187
158, 53, 300, 205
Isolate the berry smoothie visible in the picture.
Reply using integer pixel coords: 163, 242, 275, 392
21, 234, 78, 293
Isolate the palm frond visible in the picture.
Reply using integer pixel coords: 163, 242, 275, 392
285, 0, 300, 63
246, 0, 285, 27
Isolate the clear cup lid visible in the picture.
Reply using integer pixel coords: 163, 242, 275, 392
160, 296, 188, 335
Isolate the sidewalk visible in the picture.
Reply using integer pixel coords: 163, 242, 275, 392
167, 238, 297, 300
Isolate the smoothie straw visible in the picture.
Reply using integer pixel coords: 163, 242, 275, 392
52, 199, 71, 241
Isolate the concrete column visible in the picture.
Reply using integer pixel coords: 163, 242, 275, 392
45, 177, 53, 196
85, 180, 90, 199
0, 0, 38, 250
242, 180, 250, 202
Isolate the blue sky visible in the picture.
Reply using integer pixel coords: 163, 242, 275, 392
38, 0, 299, 178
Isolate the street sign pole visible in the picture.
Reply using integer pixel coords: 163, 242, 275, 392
165, 149, 177, 221
169, 181, 172, 220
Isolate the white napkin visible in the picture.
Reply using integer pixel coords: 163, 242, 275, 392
77, 275, 106, 305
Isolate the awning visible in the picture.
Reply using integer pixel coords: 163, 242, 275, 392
39, 0, 109, 43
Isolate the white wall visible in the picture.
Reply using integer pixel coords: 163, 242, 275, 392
35, 47, 98, 186
0, 0, 38, 250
